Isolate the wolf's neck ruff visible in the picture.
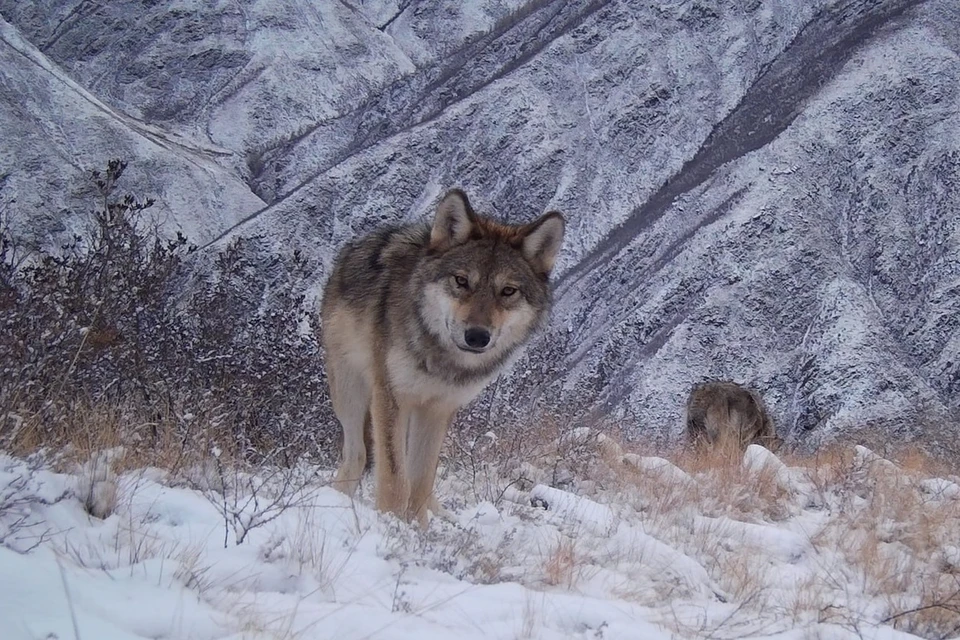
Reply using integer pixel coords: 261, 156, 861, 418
322, 188, 565, 526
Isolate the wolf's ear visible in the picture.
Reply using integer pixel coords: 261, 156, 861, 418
521, 211, 565, 275
430, 189, 475, 251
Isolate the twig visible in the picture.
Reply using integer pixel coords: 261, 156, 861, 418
880, 586, 960, 625
57, 559, 83, 640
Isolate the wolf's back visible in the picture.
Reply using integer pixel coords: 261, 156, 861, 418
322, 223, 431, 315
686, 381, 777, 451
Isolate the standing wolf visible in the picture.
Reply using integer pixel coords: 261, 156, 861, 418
685, 381, 780, 453
321, 189, 565, 526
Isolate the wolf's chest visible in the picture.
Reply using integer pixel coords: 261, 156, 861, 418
386, 348, 492, 409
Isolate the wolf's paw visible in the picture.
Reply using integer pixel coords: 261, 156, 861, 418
332, 466, 363, 498
409, 496, 456, 528
431, 505, 457, 524
426, 496, 457, 524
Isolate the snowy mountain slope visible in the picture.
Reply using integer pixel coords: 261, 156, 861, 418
512, 1, 960, 446
0, 17, 264, 247
1, 0, 958, 447
197, 0, 829, 267
2, 0, 826, 265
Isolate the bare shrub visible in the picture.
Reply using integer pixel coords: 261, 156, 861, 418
0, 454, 69, 552
0, 159, 336, 467
201, 447, 324, 547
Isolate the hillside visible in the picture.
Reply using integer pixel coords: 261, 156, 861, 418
0, 0, 958, 447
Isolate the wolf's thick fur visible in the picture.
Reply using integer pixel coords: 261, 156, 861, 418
321, 189, 564, 526
685, 381, 780, 453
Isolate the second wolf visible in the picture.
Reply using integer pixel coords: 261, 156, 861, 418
321, 189, 565, 526
685, 381, 780, 453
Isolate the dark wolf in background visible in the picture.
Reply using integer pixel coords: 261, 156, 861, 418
685, 381, 781, 453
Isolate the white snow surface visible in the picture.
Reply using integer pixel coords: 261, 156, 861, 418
1, 1, 958, 445
1, 445, 955, 640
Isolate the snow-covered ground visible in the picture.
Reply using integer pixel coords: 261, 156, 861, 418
1, 440, 958, 640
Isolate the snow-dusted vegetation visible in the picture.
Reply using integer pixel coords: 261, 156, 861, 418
2, 1, 960, 638
1, 436, 958, 639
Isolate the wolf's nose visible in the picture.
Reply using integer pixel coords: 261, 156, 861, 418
464, 327, 491, 349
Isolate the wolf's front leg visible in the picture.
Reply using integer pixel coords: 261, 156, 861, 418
371, 385, 411, 519
328, 364, 372, 498
406, 405, 456, 528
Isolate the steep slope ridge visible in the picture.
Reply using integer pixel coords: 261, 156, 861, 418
0, 0, 524, 201
2, 0, 824, 271
193, 0, 825, 274
0, 17, 264, 246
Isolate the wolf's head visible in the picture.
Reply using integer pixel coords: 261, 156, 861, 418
418, 189, 565, 369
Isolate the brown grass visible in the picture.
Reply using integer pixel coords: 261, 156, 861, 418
714, 548, 773, 604
465, 420, 960, 638
541, 534, 583, 589
784, 443, 960, 638
615, 436, 797, 525
883, 575, 960, 639
4, 398, 259, 481
442, 412, 632, 505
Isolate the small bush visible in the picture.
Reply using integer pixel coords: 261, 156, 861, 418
0, 159, 336, 466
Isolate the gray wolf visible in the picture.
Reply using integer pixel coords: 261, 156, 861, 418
321, 189, 565, 526
685, 381, 781, 453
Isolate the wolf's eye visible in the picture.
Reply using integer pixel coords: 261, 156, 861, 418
501, 286, 517, 297
454, 275, 469, 289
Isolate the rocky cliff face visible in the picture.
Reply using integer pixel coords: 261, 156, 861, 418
2, 0, 957, 449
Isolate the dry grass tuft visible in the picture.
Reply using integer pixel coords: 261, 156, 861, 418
443, 413, 631, 505
541, 534, 582, 589
4, 398, 282, 496
883, 575, 960, 639
9, 399, 207, 472
712, 544, 773, 603
516, 591, 542, 639
260, 509, 357, 595
472, 419, 960, 638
